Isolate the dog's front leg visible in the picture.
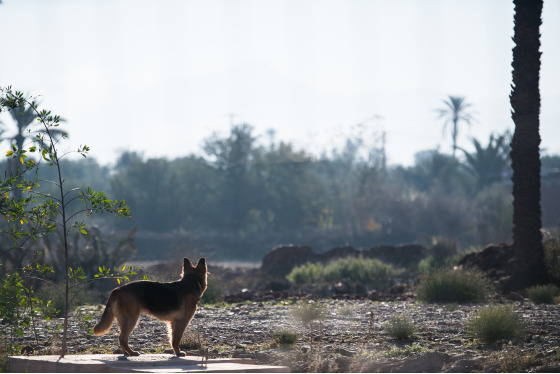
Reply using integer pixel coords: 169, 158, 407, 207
171, 319, 189, 357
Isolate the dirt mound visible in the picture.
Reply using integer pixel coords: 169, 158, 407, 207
458, 243, 514, 289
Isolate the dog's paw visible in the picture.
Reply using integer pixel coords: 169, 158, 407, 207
129, 351, 141, 357
176, 351, 186, 357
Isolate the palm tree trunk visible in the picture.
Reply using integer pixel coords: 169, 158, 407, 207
508, 0, 547, 290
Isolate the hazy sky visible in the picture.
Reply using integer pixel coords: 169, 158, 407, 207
1, 0, 559, 166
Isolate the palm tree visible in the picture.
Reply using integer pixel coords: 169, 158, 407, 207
0, 102, 65, 198
0, 102, 66, 160
436, 96, 476, 158
508, 0, 547, 290
460, 132, 510, 189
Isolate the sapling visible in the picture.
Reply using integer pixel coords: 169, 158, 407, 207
0, 87, 137, 357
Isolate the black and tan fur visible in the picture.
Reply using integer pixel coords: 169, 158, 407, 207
93, 257, 208, 356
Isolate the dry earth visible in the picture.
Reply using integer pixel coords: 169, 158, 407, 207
6, 298, 560, 372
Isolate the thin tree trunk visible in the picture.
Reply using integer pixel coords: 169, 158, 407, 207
508, 0, 547, 290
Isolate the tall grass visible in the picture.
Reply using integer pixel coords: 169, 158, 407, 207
416, 267, 493, 304
286, 256, 397, 291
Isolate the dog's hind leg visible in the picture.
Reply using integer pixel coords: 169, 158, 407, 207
117, 314, 140, 356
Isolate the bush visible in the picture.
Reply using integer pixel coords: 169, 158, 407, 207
201, 277, 225, 304
415, 267, 493, 304
273, 328, 299, 347
465, 305, 524, 344
35, 282, 100, 316
543, 230, 560, 284
527, 284, 559, 305
287, 256, 397, 291
291, 301, 327, 325
385, 315, 416, 340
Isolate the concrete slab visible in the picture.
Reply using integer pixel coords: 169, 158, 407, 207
9, 354, 290, 373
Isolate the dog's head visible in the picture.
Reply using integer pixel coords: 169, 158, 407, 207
182, 257, 208, 290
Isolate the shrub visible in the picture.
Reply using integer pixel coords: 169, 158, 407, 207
385, 315, 416, 340
287, 256, 397, 291
291, 301, 327, 326
201, 277, 225, 304
273, 328, 299, 347
465, 305, 524, 344
415, 267, 493, 304
180, 330, 206, 350
385, 342, 424, 358
543, 230, 560, 284
527, 284, 559, 305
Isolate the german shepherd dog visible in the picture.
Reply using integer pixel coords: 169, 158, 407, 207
93, 258, 208, 357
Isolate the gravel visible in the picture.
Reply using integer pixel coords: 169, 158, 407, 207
6, 299, 560, 372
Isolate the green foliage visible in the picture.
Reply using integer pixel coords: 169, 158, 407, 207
416, 268, 493, 304
527, 284, 559, 305
0, 273, 26, 355
287, 256, 397, 291
460, 132, 510, 188
385, 315, 416, 340
273, 328, 299, 347
0, 87, 137, 357
465, 305, 525, 344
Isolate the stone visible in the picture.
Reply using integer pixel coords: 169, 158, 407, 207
367, 290, 380, 301
335, 347, 355, 357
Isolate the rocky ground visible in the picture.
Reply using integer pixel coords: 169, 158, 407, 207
5, 296, 560, 372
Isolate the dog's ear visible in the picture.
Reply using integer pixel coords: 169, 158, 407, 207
183, 258, 194, 269
196, 258, 207, 271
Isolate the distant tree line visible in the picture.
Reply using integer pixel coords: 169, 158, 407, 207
5, 123, 558, 260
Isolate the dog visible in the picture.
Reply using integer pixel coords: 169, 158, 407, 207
93, 257, 208, 357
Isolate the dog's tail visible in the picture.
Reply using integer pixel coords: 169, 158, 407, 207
93, 291, 117, 335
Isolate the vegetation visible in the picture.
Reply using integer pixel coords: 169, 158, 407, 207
385, 342, 425, 358
2, 118, 559, 263
201, 276, 225, 305
385, 315, 416, 340
416, 268, 493, 304
543, 230, 560, 284
291, 301, 327, 326
465, 305, 525, 344
417, 238, 462, 274
0, 88, 140, 358
436, 95, 475, 158
273, 328, 299, 347
286, 256, 397, 291
527, 284, 559, 305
